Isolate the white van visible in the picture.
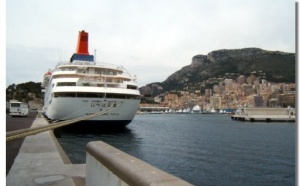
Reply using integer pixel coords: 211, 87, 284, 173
9, 100, 29, 117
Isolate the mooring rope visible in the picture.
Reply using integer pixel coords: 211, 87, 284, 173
50, 103, 95, 122
6, 102, 123, 141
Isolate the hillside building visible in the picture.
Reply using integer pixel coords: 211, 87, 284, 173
253, 95, 265, 107
213, 85, 220, 94
210, 94, 222, 110
205, 89, 212, 98
282, 84, 292, 94
241, 84, 255, 96
237, 75, 246, 85
224, 79, 233, 89
247, 74, 257, 84
278, 93, 296, 107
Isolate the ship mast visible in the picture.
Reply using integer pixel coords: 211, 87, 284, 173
94, 49, 97, 62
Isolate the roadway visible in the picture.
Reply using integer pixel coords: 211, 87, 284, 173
6, 111, 38, 175
6, 111, 85, 186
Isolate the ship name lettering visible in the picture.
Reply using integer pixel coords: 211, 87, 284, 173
90, 101, 117, 108
110, 113, 119, 116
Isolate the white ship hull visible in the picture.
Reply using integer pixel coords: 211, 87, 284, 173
45, 97, 139, 125
43, 85, 140, 128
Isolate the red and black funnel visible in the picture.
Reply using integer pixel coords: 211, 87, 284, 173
70, 30, 94, 62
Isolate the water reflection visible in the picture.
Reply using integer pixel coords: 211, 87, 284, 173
58, 124, 143, 164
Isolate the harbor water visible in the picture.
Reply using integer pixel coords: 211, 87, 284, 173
57, 114, 295, 186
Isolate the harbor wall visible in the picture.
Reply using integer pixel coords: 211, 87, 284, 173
86, 141, 192, 186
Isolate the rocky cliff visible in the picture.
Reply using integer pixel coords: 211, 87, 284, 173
139, 48, 295, 97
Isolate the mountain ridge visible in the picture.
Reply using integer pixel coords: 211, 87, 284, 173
139, 47, 295, 97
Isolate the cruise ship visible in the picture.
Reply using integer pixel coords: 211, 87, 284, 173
41, 30, 141, 129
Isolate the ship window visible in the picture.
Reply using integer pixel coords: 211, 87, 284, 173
76, 93, 104, 98
53, 92, 139, 99
10, 103, 21, 107
86, 93, 103, 98
54, 93, 61, 97
95, 69, 102, 74
106, 93, 127, 99
105, 94, 140, 100
127, 85, 137, 90
76, 93, 85, 97
54, 92, 75, 97
127, 95, 140, 100
107, 84, 118, 88
57, 82, 76, 86
65, 93, 76, 97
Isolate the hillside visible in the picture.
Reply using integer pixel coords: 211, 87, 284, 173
139, 48, 295, 97
6, 81, 43, 109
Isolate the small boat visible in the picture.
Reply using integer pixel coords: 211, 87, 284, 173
191, 105, 201, 114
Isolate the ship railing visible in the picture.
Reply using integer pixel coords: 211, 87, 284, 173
54, 61, 137, 82
55, 61, 124, 72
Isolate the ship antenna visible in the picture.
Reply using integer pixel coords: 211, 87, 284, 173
94, 48, 97, 62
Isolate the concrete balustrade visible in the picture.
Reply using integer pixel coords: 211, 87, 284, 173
86, 141, 192, 186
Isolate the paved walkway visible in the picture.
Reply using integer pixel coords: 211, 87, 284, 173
6, 113, 85, 186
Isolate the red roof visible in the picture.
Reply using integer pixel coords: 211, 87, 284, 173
44, 71, 52, 75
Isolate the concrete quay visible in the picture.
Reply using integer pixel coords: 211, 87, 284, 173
6, 113, 85, 186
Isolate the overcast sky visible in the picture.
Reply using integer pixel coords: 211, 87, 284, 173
6, 0, 295, 87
